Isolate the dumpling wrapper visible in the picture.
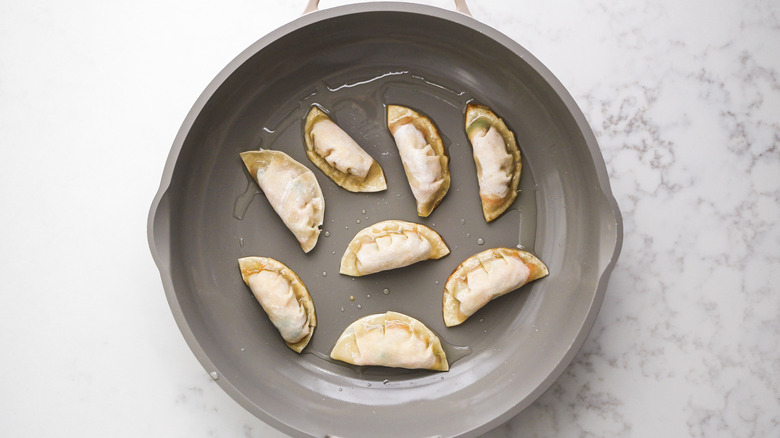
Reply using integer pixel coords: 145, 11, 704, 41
330, 311, 449, 371
240, 150, 324, 253
387, 105, 450, 217
304, 106, 387, 192
238, 256, 316, 352
443, 248, 548, 327
340, 219, 450, 276
465, 104, 522, 222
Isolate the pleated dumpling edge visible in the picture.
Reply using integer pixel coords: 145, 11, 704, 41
330, 311, 449, 371
339, 219, 449, 276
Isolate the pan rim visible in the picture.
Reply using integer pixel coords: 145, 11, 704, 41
147, 3, 623, 437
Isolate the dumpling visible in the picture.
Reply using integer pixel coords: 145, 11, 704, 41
330, 311, 448, 371
240, 150, 324, 253
304, 106, 387, 192
238, 256, 316, 352
443, 248, 548, 327
340, 219, 449, 276
387, 105, 450, 217
464, 104, 522, 222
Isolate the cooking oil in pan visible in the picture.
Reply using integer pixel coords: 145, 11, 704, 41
233, 178, 260, 220
233, 68, 539, 376
440, 340, 472, 365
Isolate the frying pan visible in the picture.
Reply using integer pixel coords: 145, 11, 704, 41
147, 1, 623, 437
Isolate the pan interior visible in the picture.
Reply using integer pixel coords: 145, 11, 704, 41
163, 7, 616, 438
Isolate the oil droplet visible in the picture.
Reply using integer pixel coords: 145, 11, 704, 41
332, 250, 336, 255
361, 209, 366, 214
432, 223, 436, 227
516, 243, 524, 249
331, 219, 335, 223
383, 379, 389, 384
479, 318, 484, 322
441, 341, 473, 365
366, 294, 371, 299
350, 296, 355, 301
340, 307, 344, 312
209, 371, 219, 380
239, 237, 244, 247
383, 288, 390, 295
477, 238, 485, 245
322, 272, 327, 277
345, 225, 349, 230
460, 218, 465, 225
324, 231, 330, 237
357, 304, 362, 309
356, 219, 361, 224
240, 347, 246, 352
466, 233, 471, 238
338, 388, 343, 392
434, 280, 440, 285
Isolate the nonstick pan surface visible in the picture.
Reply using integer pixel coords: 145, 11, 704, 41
148, 3, 623, 437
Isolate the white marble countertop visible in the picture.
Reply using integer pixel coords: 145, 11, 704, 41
1, 0, 778, 436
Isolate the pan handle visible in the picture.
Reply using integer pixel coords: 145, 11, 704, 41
303, 0, 472, 16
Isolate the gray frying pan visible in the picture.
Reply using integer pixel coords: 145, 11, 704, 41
147, 2, 623, 437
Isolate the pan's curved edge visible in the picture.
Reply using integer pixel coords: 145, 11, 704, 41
451, 15, 624, 438
147, 3, 624, 438
144, 8, 338, 438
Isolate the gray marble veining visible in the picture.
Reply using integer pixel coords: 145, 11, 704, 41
480, 0, 780, 436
